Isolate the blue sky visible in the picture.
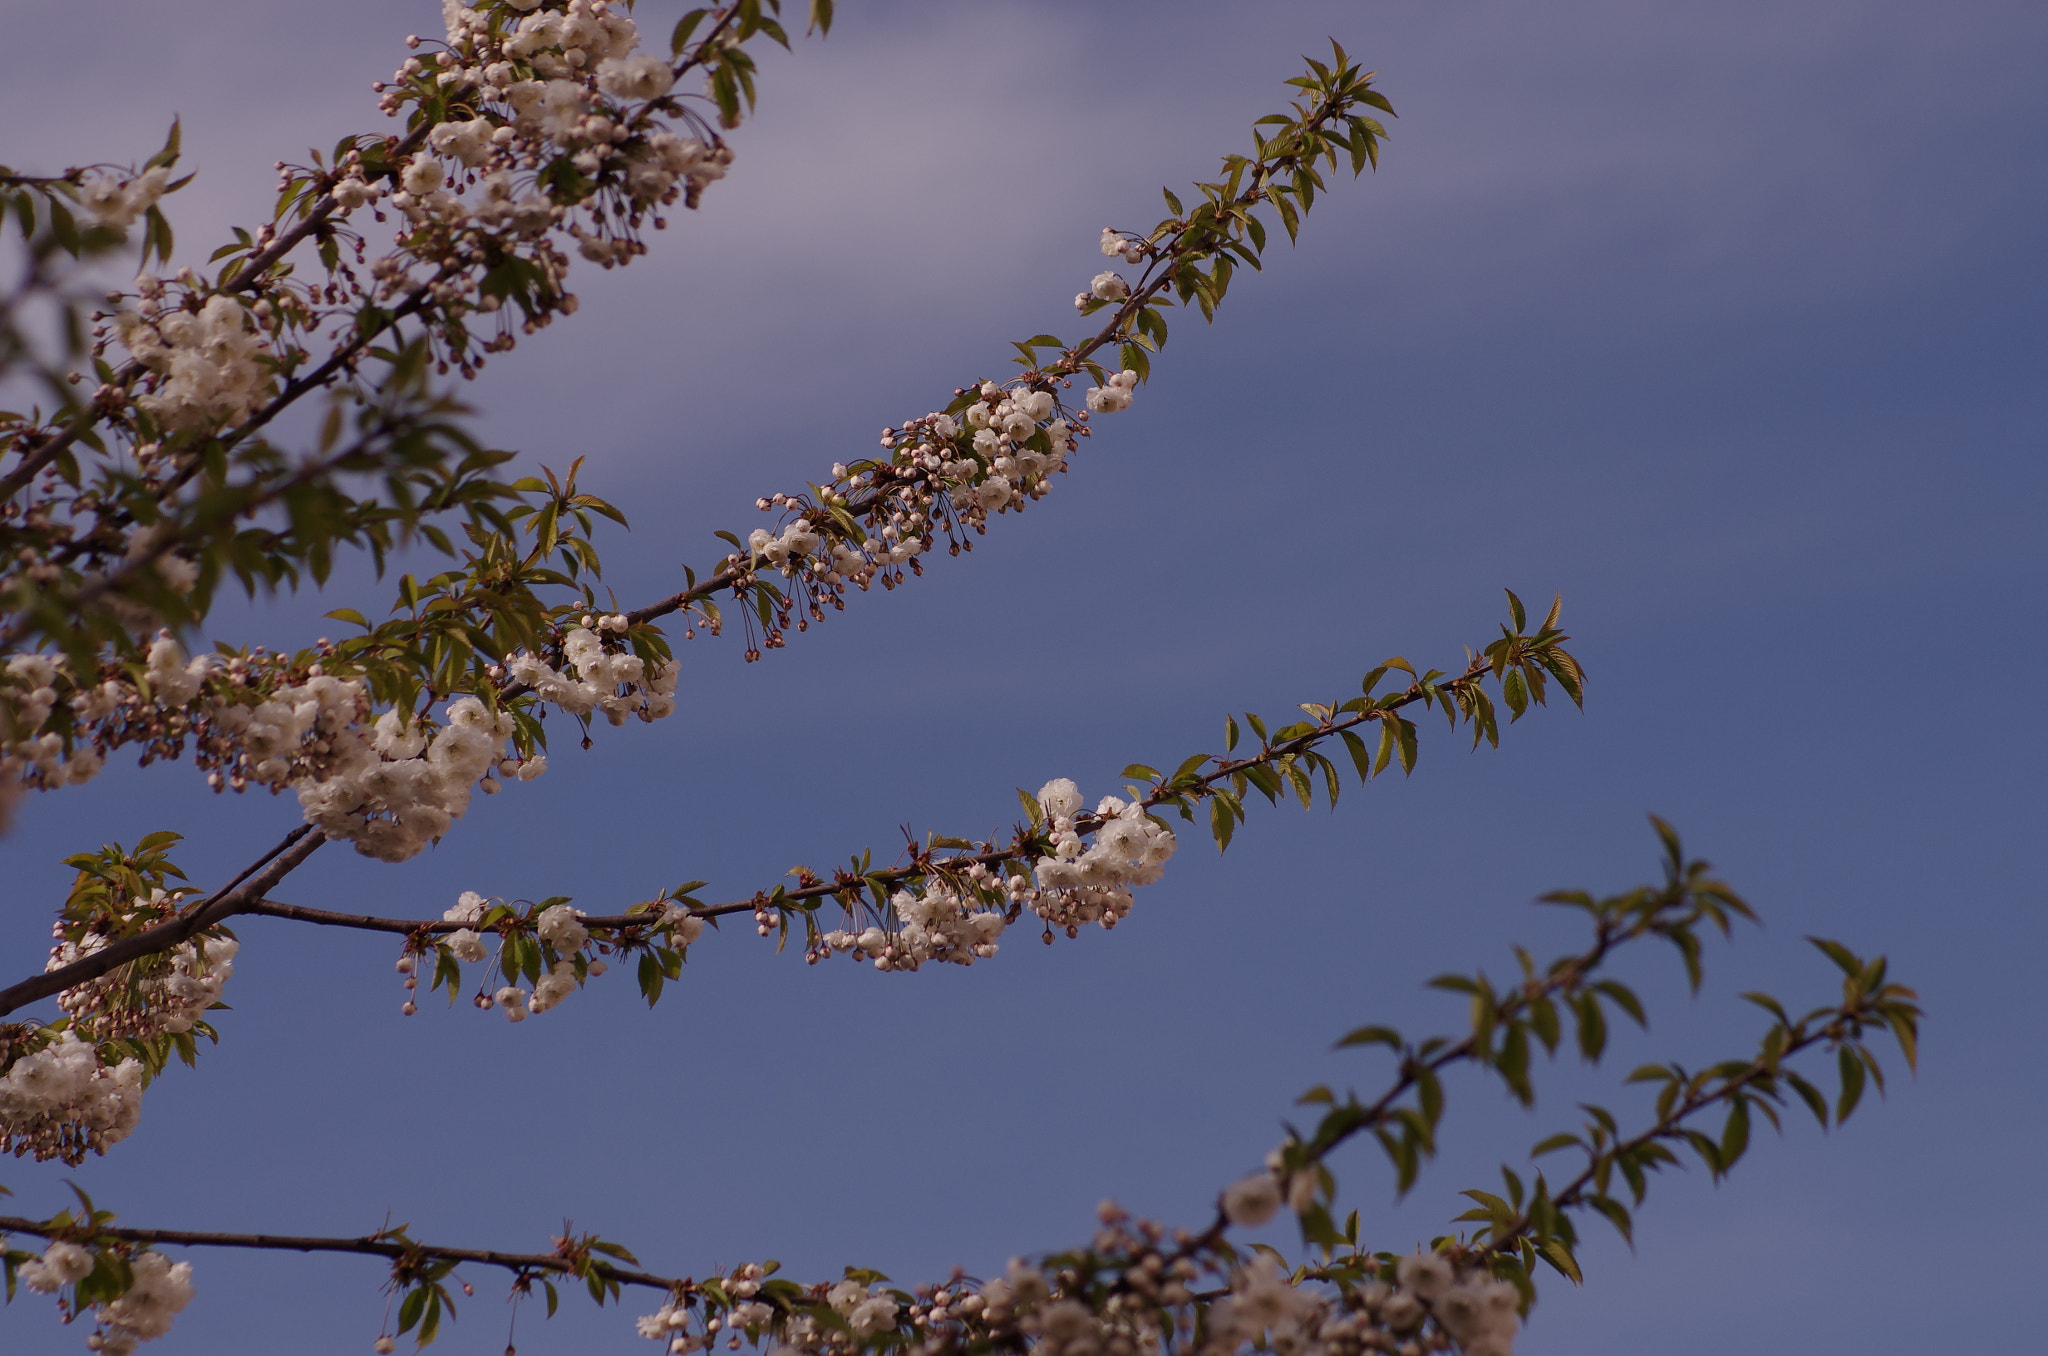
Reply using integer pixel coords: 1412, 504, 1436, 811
3, 1, 2045, 1353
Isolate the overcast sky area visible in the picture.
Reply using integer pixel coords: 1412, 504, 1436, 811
3, 0, 2045, 1352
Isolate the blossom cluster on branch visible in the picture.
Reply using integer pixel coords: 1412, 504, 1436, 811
0, 0, 812, 810
0, 1033, 144, 1166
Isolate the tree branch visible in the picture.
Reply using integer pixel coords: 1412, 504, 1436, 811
0, 827, 325, 1017
0, 1214, 687, 1293
243, 656, 1505, 940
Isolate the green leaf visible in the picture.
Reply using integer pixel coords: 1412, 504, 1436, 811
1502, 667, 1529, 719
1298, 1202, 1346, 1250
1836, 1046, 1866, 1122
1337, 727, 1373, 783
1498, 1021, 1532, 1102
1209, 793, 1235, 852
1574, 993, 1607, 1062
1719, 1098, 1751, 1172
1594, 980, 1647, 1029
48, 198, 79, 255
398, 1286, 427, 1334
1784, 1070, 1830, 1128
1585, 1193, 1634, 1246
146, 118, 182, 170
1808, 935, 1863, 977
1394, 717, 1418, 775
1317, 751, 1342, 807
1273, 192, 1300, 242
1539, 1237, 1583, 1283
1334, 1024, 1401, 1050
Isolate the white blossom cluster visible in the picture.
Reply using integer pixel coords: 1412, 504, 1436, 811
976, 1257, 1164, 1356
521, 902, 592, 1017
365, 0, 731, 283
805, 382, 1084, 573
1078, 222, 1154, 308
288, 691, 523, 863
1363, 1254, 1521, 1356
0, 628, 672, 860
1222, 1171, 1521, 1356
16, 1238, 95, 1294
393, 0, 728, 205
637, 1263, 779, 1351
1029, 779, 1176, 933
18, 1238, 195, 1355
505, 620, 680, 725
662, 904, 707, 948
402, 889, 496, 1016
1206, 1256, 1325, 1356
48, 907, 238, 1040
113, 291, 273, 433
983, 1234, 1517, 1356
731, 366, 1137, 656
491, 965, 571, 1022
419, 891, 709, 1021
1201, 1252, 1517, 1356
431, 892, 696, 1022
0, 1031, 144, 1164
625, 1185, 1521, 1356
826, 1279, 901, 1339
88, 1250, 196, 1355
2, 610, 686, 856
1085, 368, 1140, 415
806, 780, 1174, 974
377, 0, 723, 227
3, 652, 108, 794
1100, 226, 1150, 265
747, 517, 827, 570
815, 866, 1015, 971
94, 0, 738, 431
1078, 268, 1130, 309
75, 165, 171, 234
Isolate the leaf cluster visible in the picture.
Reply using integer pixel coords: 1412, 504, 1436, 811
1119, 591, 1580, 853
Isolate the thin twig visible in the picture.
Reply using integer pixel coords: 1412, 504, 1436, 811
0, 1214, 687, 1293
